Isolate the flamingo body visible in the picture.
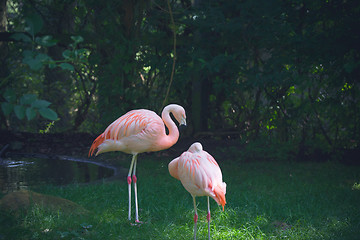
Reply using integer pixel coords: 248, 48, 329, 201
90, 110, 172, 155
89, 104, 186, 222
169, 142, 226, 208
169, 142, 226, 239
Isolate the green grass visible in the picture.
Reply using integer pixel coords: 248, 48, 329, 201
1, 156, 360, 240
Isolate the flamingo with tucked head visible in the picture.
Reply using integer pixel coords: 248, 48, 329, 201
169, 142, 226, 239
89, 104, 186, 223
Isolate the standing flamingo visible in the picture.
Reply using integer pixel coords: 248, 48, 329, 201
168, 142, 226, 240
89, 104, 186, 223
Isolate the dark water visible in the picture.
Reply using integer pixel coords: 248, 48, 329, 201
0, 155, 115, 193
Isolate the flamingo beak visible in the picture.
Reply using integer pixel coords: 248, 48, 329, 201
180, 117, 186, 126
179, 117, 187, 133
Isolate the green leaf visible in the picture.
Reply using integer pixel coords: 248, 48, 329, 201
38, 108, 58, 120
59, 63, 74, 71
23, 57, 42, 70
36, 35, 58, 47
26, 107, 37, 120
22, 52, 51, 70
20, 94, 37, 105
23, 50, 35, 58
62, 50, 73, 59
1, 102, 13, 116
36, 53, 51, 62
3, 89, 16, 103
22, 51, 42, 70
14, 105, 26, 120
31, 99, 51, 108
10, 33, 32, 42
71, 36, 84, 44
25, 13, 44, 37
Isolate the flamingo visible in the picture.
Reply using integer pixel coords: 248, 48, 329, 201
168, 142, 226, 240
89, 104, 186, 223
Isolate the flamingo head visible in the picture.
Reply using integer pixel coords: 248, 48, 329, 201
166, 104, 186, 126
188, 142, 203, 153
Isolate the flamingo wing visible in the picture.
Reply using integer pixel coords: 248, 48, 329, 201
89, 109, 163, 156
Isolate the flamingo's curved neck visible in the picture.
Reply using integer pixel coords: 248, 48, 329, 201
161, 106, 179, 149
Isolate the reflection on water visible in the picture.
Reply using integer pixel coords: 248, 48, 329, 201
0, 156, 115, 193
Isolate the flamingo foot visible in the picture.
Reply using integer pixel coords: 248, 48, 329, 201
130, 220, 143, 226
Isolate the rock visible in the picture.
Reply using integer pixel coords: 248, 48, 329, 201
0, 190, 89, 215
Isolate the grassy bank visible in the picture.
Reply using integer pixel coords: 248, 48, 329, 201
1, 155, 360, 240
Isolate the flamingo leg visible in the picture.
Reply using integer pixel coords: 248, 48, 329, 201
207, 196, 211, 240
132, 155, 141, 223
192, 196, 198, 240
127, 154, 136, 221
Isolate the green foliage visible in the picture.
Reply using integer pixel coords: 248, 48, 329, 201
352, 182, 360, 191
1, 89, 58, 121
39, 121, 56, 134
1, 0, 359, 156
14, 33, 87, 72
10, 12, 70, 71
1, 1, 95, 132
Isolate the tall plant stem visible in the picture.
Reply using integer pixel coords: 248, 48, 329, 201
161, 0, 177, 111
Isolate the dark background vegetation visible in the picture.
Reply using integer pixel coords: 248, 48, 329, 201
0, 0, 359, 162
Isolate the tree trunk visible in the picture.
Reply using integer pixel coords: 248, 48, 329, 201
0, 0, 8, 74
0, 0, 9, 129
192, 75, 210, 133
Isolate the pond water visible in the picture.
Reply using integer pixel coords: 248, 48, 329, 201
0, 155, 115, 193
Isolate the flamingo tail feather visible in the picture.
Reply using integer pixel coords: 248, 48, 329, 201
89, 134, 105, 157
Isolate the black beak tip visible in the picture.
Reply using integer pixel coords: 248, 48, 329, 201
179, 124, 187, 133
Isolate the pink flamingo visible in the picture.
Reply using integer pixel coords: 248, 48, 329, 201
169, 142, 226, 240
89, 104, 186, 223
